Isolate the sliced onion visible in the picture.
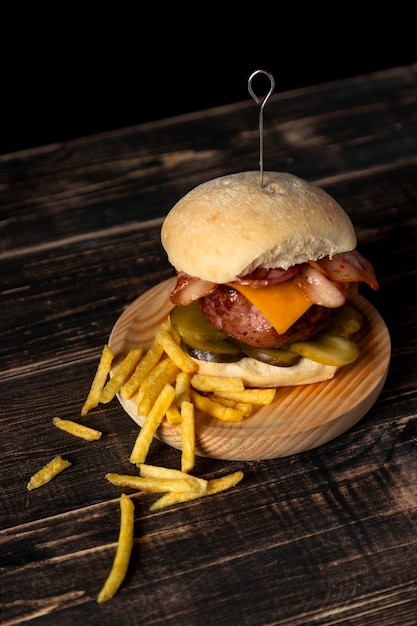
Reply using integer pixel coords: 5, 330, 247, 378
170, 273, 217, 305
294, 265, 347, 308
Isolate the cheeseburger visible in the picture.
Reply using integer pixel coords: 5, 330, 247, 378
161, 171, 378, 387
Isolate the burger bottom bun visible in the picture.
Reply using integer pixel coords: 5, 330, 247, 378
192, 355, 338, 387
109, 277, 391, 461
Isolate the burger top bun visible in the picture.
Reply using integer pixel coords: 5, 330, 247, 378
161, 171, 357, 284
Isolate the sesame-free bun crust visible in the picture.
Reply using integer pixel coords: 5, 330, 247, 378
161, 171, 357, 284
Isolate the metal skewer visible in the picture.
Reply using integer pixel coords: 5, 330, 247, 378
248, 69, 275, 187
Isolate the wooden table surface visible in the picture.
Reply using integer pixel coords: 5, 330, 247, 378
1, 63, 417, 626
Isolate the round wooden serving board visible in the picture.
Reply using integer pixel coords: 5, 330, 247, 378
109, 277, 391, 461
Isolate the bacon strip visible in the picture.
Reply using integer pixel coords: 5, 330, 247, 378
309, 250, 379, 290
170, 249, 378, 307
236, 266, 300, 287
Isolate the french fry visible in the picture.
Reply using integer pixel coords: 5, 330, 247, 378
149, 471, 244, 511
137, 464, 207, 493
120, 343, 165, 400
130, 383, 177, 464
27, 455, 72, 491
190, 390, 244, 422
163, 321, 181, 344
97, 493, 135, 603
105, 473, 197, 493
136, 359, 179, 416
175, 371, 192, 405
154, 327, 197, 374
210, 395, 253, 417
165, 404, 182, 424
181, 401, 195, 473
191, 374, 244, 394
204, 471, 244, 495
81, 344, 114, 416
214, 387, 277, 405
100, 348, 144, 404
53, 417, 102, 441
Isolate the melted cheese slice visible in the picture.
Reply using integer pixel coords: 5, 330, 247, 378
231, 280, 312, 335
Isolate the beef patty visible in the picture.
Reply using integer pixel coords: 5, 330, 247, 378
199, 285, 341, 348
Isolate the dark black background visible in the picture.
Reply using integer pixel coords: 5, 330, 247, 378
2, 1, 415, 155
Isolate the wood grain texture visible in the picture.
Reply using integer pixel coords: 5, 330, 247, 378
109, 278, 390, 460
1, 64, 417, 626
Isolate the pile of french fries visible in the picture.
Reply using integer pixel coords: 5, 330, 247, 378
26, 320, 276, 602
82, 323, 276, 472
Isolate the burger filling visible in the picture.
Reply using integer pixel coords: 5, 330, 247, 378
199, 286, 341, 348
169, 249, 378, 366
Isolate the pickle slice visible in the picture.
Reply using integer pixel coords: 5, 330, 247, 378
327, 304, 363, 337
180, 339, 244, 363
171, 301, 362, 368
170, 302, 228, 343
290, 334, 360, 366
231, 341, 301, 367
